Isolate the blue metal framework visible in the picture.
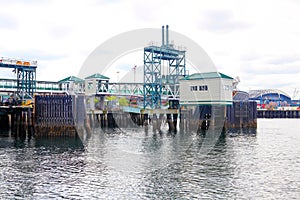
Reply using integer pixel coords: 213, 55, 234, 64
16, 67, 36, 96
0, 58, 37, 96
163, 47, 186, 98
143, 44, 186, 109
143, 46, 162, 109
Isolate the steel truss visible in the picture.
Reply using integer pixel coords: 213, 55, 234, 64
0, 58, 37, 96
143, 45, 186, 109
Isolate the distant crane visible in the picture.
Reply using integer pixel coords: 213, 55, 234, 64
292, 88, 299, 100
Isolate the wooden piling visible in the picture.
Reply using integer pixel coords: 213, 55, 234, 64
257, 109, 300, 119
225, 101, 257, 129
34, 95, 77, 137
166, 113, 174, 132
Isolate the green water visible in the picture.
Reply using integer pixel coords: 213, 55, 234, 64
0, 119, 299, 199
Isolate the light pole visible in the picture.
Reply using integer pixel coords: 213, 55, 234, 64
133, 65, 136, 83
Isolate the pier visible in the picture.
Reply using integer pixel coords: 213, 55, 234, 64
0, 93, 258, 137
34, 95, 77, 137
0, 26, 263, 137
257, 109, 300, 118
0, 105, 34, 137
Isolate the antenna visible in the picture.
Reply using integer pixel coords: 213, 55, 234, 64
166, 25, 169, 47
162, 26, 165, 46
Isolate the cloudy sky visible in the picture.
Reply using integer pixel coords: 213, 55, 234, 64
0, 0, 300, 98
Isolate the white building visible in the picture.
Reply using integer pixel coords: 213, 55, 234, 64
58, 76, 84, 94
85, 73, 110, 95
179, 72, 233, 105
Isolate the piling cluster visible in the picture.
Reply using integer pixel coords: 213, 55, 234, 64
226, 101, 257, 128
257, 110, 300, 118
0, 106, 34, 137
34, 95, 76, 137
0, 95, 262, 137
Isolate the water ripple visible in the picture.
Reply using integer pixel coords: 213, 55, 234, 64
0, 119, 300, 199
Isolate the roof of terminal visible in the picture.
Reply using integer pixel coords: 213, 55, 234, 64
85, 73, 110, 80
58, 76, 84, 83
182, 72, 233, 80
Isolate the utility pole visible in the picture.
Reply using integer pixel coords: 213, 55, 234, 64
133, 65, 137, 83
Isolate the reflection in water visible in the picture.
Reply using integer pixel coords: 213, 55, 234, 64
226, 127, 257, 137
0, 136, 85, 199
0, 119, 300, 199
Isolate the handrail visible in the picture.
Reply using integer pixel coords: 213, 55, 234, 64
0, 57, 37, 66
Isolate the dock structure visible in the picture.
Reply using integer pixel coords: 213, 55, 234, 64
0, 57, 37, 96
143, 25, 186, 109
34, 95, 76, 137
226, 101, 257, 129
0, 105, 34, 137
257, 109, 300, 118
0, 26, 261, 137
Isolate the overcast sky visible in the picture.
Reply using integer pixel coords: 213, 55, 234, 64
0, 0, 300, 98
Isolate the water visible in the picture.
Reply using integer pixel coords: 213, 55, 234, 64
0, 119, 300, 199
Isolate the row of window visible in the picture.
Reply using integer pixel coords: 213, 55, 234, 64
190, 85, 208, 91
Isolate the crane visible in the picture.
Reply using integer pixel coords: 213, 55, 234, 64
292, 88, 299, 100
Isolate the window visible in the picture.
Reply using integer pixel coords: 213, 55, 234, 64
88, 82, 93, 89
190, 85, 208, 91
190, 86, 198, 91
223, 85, 232, 90
199, 85, 208, 91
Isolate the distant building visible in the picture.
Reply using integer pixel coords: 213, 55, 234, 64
249, 89, 291, 108
233, 90, 249, 101
179, 72, 233, 105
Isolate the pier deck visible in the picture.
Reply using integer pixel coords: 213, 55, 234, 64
1, 94, 261, 137
257, 109, 300, 118
0, 105, 34, 136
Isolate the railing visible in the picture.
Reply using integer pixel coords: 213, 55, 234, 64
0, 78, 60, 92
0, 57, 37, 66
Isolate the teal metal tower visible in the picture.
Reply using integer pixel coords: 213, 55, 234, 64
16, 65, 36, 96
0, 57, 37, 96
143, 25, 186, 109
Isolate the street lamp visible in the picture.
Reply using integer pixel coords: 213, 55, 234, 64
132, 65, 137, 83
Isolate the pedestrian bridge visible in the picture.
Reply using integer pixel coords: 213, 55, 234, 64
0, 78, 177, 98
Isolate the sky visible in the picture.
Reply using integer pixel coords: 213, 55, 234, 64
0, 0, 300, 98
